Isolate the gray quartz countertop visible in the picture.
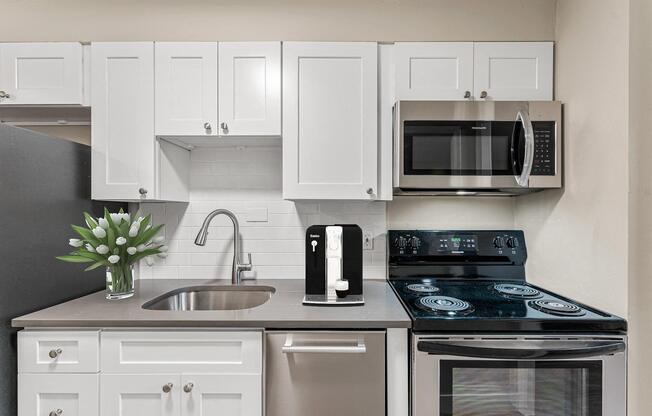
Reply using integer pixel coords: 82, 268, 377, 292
12, 279, 411, 329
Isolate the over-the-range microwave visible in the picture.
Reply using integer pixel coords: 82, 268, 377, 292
393, 100, 562, 195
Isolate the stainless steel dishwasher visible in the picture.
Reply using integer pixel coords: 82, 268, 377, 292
266, 331, 386, 416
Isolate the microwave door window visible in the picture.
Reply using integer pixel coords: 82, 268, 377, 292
404, 121, 512, 176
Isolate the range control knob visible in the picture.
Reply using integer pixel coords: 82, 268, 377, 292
410, 236, 421, 249
493, 236, 505, 248
394, 236, 407, 249
506, 237, 519, 248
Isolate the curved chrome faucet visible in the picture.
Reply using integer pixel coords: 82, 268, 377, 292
194, 209, 252, 284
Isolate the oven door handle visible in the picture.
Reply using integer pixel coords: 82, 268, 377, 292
510, 110, 535, 187
417, 340, 626, 360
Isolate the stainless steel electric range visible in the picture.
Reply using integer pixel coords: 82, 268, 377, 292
388, 230, 627, 416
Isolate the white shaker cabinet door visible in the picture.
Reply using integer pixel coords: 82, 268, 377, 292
155, 42, 218, 136
218, 42, 281, 137
18, 374, 99, 416
282, 42, 378, 200
91, 42, 155, 201
395, 42, 474, 100
474, 42, 553, 101
0, 42, 83, 105
181, 374, 261, 416
101, 374, 180, 416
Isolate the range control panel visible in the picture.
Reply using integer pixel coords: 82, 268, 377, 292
389, 230, 526, 264
531, 121, 556, 176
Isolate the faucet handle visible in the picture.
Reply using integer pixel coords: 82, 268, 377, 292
239, 253, 253, 271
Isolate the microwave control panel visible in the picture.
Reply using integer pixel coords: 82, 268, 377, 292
531, 121, 555, 176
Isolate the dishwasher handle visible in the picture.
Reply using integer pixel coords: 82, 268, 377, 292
282, 334, 367, 354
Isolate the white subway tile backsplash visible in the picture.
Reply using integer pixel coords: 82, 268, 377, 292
139, 144, 387, 280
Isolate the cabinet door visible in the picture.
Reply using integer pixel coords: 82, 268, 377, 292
101, 374, 180, 416
474, 42, 553, 101
283, 42, 378, 200
218, 42, 281, 137
91, 42, 155, 201
181, 375, 261, 416
0, 42, 82, 105
18, 374, 98, 416
395, 42, 474, 100
155, 42, 218, 136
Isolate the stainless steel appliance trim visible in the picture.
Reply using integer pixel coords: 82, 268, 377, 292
394, 100, 563, 192
411, 334, 627, 416
281, 333, 367, 354
515, 110, 534, 187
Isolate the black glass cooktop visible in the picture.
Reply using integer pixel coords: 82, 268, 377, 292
389, 279, 627, 333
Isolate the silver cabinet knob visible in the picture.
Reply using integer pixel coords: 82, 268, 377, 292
464, 91, 471, 99
480, 91, 488, 99
138, 188, 148, 196
183, 382, 194, 393
203, 122, 212, 131
49, 410, 62, 416
162, 383, 173, 393
220, 122, 228, 132
366, 188, 374, 195
48, 348, 62, 358
0, 90, 10, 100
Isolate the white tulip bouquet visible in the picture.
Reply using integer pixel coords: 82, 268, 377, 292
57, 208, 166, 299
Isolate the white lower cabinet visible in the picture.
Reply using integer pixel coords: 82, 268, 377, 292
18, 330, 263, 416
18, 374, 99, 416
101, 374, 180, 416
182, 374, 261, 416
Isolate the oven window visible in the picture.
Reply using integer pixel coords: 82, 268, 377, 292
440, 360, 602, 416
403, 121, 513, 175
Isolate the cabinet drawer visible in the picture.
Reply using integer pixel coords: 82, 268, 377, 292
101, 330, 262, 374
18, 374, 99, 416
18, 330, 99, 373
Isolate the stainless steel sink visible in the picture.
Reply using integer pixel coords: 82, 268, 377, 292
142, 285, 275, 311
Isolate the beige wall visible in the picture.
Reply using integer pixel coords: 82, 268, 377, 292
0, 0, 555, 42
628, 0, 652, 413
513, 0, 630, 317
387, 197, 515, 229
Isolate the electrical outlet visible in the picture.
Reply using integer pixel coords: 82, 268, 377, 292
363, 231, 374, 250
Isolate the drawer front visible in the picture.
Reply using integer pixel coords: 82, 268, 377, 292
18, 374, 99, 416
101, 330, 263, 374
18, 330, 100, 373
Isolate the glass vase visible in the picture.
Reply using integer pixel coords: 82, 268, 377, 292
106, 264, 135, 300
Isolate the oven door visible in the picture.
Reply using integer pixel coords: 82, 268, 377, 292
412, 335, 627, 416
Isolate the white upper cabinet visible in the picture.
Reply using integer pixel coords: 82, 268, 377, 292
474, 42, 553, 101
218, 42, 281, 136
283, 42, 378, 200
0, 42, 83, 105
394, 41, 553, 101
395, 42, 474, 100
91, 42, 156, 201
155, 42, 218, 136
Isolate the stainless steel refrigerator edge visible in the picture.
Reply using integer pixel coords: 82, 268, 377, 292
0, 124, 122, 416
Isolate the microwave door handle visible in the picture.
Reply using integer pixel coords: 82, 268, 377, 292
513, 110, 535, 187
417, 340, 626, 360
